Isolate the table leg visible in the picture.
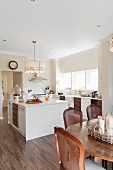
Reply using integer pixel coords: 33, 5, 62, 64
89, 155, 94, 161
102, 160, 107, 170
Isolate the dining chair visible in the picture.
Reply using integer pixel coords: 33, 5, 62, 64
86, 104, 102, 121
54, 127, 105, 170
63, 107, 82, 129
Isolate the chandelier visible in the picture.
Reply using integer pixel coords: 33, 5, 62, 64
110, 34, 113, 52
25, 41, 45, 74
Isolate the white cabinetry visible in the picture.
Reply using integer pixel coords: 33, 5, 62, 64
49, 94, 59, 100
65, 96, 74, 107
18, 105, 26, 136
8, 101, 12, 123
81, 98, 91, 119
8, 100, 68, 141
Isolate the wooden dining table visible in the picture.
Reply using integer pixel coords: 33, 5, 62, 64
67, 119, 113, 164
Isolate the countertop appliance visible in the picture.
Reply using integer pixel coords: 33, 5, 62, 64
91, 91, 98, 98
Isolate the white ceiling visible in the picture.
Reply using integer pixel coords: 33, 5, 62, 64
0, 0, 113, 60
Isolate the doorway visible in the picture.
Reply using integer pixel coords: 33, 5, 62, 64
2, 75, 7, 107
1, 71, 23, 108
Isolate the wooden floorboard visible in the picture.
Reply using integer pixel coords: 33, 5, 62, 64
0, 108, 112, 170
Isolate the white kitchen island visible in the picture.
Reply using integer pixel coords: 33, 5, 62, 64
8, 99, 68, 141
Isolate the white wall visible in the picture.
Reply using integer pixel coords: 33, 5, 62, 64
2, 71, 13, 94
98, 47, 103, 95
0, 54, 52, 118
0, 54, 26, 72
50, 59, 62, 93
0, 53, 26, 86
0, 54, 52, 93
98, 42, 113, 114
13, 72, 22, 87
0, 54, 26, 118
59, 49, 98, 73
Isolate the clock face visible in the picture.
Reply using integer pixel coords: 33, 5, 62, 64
9, 61, 18, 70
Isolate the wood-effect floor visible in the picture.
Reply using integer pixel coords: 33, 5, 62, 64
0, 108, 112, 170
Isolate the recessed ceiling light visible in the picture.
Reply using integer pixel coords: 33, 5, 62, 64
97, 25, 100, 28
3, 40, 6, 42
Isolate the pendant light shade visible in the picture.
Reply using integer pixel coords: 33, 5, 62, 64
110, 34, 113, 52
25, 60, 45, 73
25, 41, 45, 74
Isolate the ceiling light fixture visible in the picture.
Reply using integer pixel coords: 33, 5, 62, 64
25, 41, 45, 74
110, 34, 113, 52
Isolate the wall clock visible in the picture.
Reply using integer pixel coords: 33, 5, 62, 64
9, 61, 18, 70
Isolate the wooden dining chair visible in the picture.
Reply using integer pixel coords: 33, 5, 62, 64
54, 127, 105, 170
63, 107, 82, 129
86, 104, 102, 121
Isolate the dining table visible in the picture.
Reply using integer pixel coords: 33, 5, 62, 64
66, 119, 113, 169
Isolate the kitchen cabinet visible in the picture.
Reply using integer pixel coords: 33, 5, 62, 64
8, 102, 26, 137
51, 94, 102, 119
8, 100, 68, 141
74, 97, 91, 119
81, 98, 91, 119
18, 105, 26, 136
74, 97, 81, 111
49, 94, 59, 100
8, 101, 12, 123
12, 103, 18, 127
65, 96, 74, 108
59, 95, 65, 100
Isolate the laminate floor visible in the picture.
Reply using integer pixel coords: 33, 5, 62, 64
0, 108, 112, 170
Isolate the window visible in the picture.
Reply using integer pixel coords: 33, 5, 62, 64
86, 69, 98, 90
60, 69, 98, 91
60, 72, 71, 90
72, 71, 85, 90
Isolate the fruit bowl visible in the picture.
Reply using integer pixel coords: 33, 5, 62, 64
26, 98, 43, 104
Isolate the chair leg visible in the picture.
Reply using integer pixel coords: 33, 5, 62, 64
89, 155, 94, 161
102, 160, 107, 170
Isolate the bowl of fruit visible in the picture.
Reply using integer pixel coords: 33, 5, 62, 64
26, 98, 43, 104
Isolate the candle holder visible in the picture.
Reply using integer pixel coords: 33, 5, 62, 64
88, 124, 113, 144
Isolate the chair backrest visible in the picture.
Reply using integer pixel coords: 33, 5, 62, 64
54, 127, 85, 170
63, 107, 83, 129
86, 104, 102, 121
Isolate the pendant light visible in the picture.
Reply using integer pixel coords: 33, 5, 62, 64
25, 41, 45, 74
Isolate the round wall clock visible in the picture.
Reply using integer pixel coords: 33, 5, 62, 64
9, 61, 18, 70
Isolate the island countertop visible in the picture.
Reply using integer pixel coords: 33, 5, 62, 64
10, 99, 68, 108
8, 99, 69, 141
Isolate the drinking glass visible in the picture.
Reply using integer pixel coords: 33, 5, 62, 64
98, 116, 105, 134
